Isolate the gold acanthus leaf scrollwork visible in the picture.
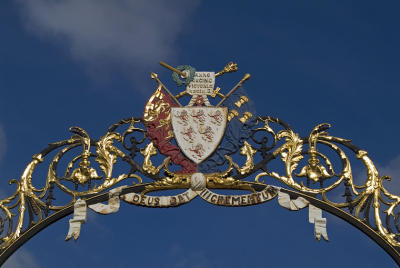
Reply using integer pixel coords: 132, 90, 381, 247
206, 174, 255, 192
229, 141, 257, 175
94, 131, 143, 190
141, 142, 169, 175
207, 156, 255, 192
143, 155, 256, 194
353, 150, 400, 247
0, 153, 46, 249
0, 126, 148, 249
252, 122, 400, 248
49, 130, 142, 198
95, 132, 122, 179
256, 129, 303, 188
142, 158, 189, 194
255, 126, 358, 195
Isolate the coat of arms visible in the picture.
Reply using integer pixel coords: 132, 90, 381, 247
143, 62, 253, 172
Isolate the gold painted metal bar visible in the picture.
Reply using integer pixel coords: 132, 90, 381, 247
175, 90, 187, 99
159, 61, 187, 78
216, 73, 251, 107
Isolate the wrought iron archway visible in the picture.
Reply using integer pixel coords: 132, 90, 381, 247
1, 62, 400, 266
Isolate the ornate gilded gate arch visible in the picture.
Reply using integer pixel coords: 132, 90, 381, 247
1, 62, 400, 266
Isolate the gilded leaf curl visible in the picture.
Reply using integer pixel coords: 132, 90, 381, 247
140, 142, 168, 175
255, 129, 304, 189
230, 141, 257, 175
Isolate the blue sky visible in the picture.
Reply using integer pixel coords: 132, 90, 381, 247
1, 1, 400, 267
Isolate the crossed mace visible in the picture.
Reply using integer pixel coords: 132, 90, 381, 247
151, 61, 251, 107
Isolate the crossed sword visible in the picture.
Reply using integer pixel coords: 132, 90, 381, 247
151, 61, 251, 107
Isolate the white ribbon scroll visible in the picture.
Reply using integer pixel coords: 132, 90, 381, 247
277, 190, 328, 241
89, 186, 126, 214
65, 199, 87, 241
309, 204, 329, 241
277, 190, 309, 210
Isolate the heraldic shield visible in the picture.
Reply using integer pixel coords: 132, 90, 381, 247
171, 107, 227, 163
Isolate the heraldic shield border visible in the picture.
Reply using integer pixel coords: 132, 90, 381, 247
0, 61, 400, 266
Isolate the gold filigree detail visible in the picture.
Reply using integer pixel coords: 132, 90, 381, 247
354, 151, 400, 247
255, 117, 277, 143
229, 141, 257, 175
256, 129, 303, 187
142, 159, 189, 194
141, 142, 169, 175
205, 157, 255, 192
206, 175, 255, 192
142, 175, 190, 195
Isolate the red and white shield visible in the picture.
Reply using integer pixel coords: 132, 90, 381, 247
171, 107, 227, 164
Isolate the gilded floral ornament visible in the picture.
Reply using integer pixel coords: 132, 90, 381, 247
296, 124, 333, 183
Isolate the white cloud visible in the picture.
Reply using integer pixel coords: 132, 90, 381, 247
17, 0, 200, 86
3, 248, 41, 268
379, 155, 400, 193
351, 155, 400, 195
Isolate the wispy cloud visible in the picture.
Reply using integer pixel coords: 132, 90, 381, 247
379, 155, 400, 193
352, 154, 400, 196
3, 248, 41, 268
17, 0, 200, 87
